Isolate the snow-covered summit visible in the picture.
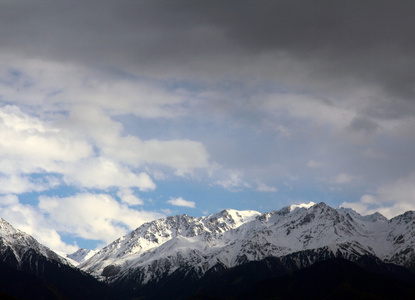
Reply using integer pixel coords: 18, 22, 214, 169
338, 207, 388, 223
59, 248, 99, 266
0, 218, 67, 266
79, 203, 415, 285
80, 209, 261, 275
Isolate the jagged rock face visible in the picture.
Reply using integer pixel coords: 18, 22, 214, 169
79, 202, 415, 286
0, 218, 67, 270
80, 209, 261, 282
385, 211, 415, 270
0, 219, 121, 300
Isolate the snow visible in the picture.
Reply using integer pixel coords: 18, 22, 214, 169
68, 248, 98, 263
55, 250, 80, 266
0, 202, 411, 286
1, 200, 413, 286
73, 204, 415, 284
1, 201, 411, 286
0, 218, 68, 266
56, 248, 99, 266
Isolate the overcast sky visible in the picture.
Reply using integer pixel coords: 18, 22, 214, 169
0, 0, 414, 252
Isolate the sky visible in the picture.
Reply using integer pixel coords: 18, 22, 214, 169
0, 0, 415, 252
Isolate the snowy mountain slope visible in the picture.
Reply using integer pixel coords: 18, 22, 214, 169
0, 218, 121, 300
55, 248, 98, 266
385, 211, 415, 269
68, 248, 98, 265
79, 202, 415, 285
80, 209, 260, 278
0, 218, 67, 267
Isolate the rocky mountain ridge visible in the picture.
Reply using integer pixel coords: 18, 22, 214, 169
0, 218, 67, 268
0, 202, 414, 299
78, 202, 415, 286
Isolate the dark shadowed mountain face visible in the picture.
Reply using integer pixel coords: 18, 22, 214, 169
1, 253, 414, 300
125, 255, 415, 300
0, 259, 114, 300
0, 218, 120, 300
0, 246, 122, 300
238, 258, 415, 300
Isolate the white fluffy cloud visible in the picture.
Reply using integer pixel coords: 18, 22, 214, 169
61, 157, 156, 191
0, 58, 211, 177
0, 63, 215, 252
0, 193, 165, 252
62, 106, 210, 175
0, 195, 78, 253
167, 197, 196, 208
0, 105, 91, 174
102, 136, 210, 174
0, 174, 55, 194
341, 173, 415, 218
0, 90, 211, 193
38, 193, 164, 244
0, 105, 159, 192
117, 188, 144, 206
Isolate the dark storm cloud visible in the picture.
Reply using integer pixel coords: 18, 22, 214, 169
1, 1, 415, 115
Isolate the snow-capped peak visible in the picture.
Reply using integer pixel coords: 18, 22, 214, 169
208, 209, 261, 228
78, 203, 415, 286
65, 248, 98, 266
0, 218, 67, 266
337, 207, 388, 223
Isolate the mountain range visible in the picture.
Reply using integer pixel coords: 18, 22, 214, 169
79, 202, 415, 284
1, 202, 415, 299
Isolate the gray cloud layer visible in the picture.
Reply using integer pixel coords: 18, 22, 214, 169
1, 3, 414, 161
1, 1, 414, 97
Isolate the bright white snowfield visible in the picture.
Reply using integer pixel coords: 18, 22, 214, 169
77, 202, 415, 284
